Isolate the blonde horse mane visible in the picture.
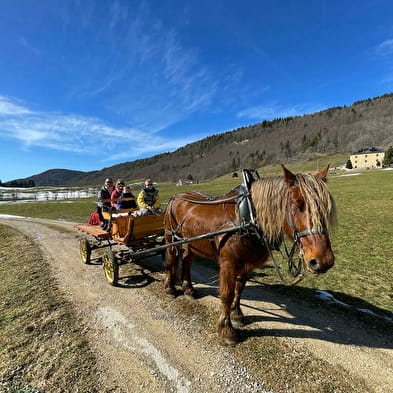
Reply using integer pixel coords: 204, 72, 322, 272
251, 173, 337, 243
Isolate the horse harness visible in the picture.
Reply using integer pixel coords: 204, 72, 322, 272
165, 169, 329, 284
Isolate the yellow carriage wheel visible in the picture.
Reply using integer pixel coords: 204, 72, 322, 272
103, 249, 119, 286
80, 238, 91, 264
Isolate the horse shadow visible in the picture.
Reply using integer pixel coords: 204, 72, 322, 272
88, 252, 392, 350
179, 262, 393, 350
235, 283, 393, 349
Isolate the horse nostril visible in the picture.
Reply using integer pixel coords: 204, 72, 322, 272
309, 259, 320, 271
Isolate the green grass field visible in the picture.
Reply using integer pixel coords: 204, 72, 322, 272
1, 158, 392, 314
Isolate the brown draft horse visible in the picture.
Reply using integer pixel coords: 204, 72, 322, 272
164, 165, 337, 345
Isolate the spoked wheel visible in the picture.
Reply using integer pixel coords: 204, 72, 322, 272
103, 249, 119, 286
80, 238, 91, 264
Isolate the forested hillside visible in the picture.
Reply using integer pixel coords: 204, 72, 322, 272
13, 92, 393, 186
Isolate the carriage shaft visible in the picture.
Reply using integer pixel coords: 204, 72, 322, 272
129, 225, 245, 259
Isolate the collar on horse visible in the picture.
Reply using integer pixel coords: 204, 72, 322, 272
235, 170, 289, 281
237, 169, 280, 247
237, 169, 259, 229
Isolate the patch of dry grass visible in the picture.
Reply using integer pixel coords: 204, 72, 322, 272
0, 224, 99, 393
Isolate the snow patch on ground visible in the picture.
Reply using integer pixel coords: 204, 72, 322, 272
333, 173, 361, 177
0, 213, 27, 219
315, 290, 393, 323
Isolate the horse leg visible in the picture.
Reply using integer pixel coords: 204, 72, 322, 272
230, 275, 248, 327
164, 246, 180, 297
181, 247, 195, 298
217, 259, 239, 345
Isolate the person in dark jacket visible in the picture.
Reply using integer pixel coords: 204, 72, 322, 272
117, 186, 137, 210
97, 177, 114, 229
137, 179, 161, 215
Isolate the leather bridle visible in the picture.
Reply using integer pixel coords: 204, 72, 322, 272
283, 202, 329, 279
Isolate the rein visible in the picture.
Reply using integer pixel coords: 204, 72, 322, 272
175, 194, 238, 205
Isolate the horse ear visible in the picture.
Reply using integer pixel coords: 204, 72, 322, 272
281, 164, 296, 185
317, 164, 330, 182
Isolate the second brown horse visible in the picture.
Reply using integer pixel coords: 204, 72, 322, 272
164, 165, 337, 345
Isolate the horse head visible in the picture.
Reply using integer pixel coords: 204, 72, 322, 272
282, 165, 336, 275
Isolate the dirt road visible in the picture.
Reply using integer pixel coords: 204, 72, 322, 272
1, 215, 392, 393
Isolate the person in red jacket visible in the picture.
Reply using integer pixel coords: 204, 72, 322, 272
111, 179, 125, 208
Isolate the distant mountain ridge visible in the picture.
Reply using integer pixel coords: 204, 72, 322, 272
2, 169, 90, 187
7, 92, 393, 187
28, 169, 89, 187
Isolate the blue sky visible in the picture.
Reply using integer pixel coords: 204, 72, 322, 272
1, 0, 393, 182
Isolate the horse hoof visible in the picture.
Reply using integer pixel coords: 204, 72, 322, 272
222, 336, 238, 346
183, 288, 196, 299
165, 287, 176, 298
183, 287, 196, 299
231, 319, 244, 328
230, 311, 245, 327
219, 327, 239, 346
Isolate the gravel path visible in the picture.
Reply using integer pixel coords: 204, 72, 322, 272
1, 215, 392, 393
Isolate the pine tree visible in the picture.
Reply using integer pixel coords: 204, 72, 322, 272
383, 146, 393, 166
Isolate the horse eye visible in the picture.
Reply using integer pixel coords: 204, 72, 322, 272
294, 199, 305, 211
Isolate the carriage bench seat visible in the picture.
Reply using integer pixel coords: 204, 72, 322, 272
102, 208, 139, 220
111, 213, 164, 245
74, 224, 111, 239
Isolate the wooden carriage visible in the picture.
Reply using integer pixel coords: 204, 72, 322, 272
75, 208, 165, 286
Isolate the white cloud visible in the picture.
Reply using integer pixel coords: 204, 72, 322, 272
69, 1, 218, 133
374, 39, 393, 88
0, 96, 33, 116
237, 103, 299, 121
237, 102, 324, 121
0, 96, 194, 159
18, 36, 44, 56
376, 39, 393, 56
